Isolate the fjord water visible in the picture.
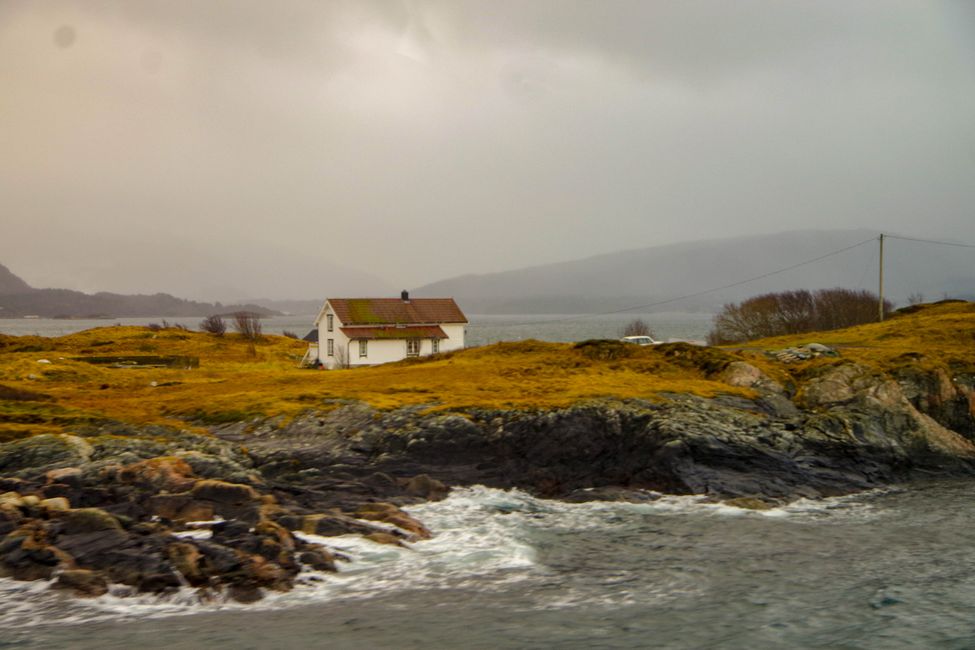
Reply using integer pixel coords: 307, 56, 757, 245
0, 311, 714, 345
4, 480, 975, 649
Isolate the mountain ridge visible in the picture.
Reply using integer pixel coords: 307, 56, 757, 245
0, 263, 277, 318
413, 229, 974, 313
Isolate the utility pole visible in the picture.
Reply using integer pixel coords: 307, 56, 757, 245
878, 233, 885, 322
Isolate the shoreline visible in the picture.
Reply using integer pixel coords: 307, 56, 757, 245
2, 302, 975, 603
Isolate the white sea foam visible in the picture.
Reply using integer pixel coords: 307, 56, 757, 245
0, 485, 886, 627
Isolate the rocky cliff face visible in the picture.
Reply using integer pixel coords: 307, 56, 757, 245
236, 358, 975, 502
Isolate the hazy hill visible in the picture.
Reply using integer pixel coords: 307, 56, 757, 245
0, 263, 32, 295
0, 264, 276, 318
413, 230, 975, 314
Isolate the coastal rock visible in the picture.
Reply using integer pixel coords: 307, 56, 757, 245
53, 569, 109, 597
300, 512, 394, 538
57, 508, 123, 535
354, 502, 431, 540
0, 434, 92, 479
400, 474, 448, 501
716, 361, 783, 393
117, 457, 196, 493
191, 480, 259, 504
40, 497, 70, 512
45, 467, 82, 487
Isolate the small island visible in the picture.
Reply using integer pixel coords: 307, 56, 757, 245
1, 301, 974, 601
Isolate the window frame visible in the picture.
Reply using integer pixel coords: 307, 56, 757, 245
327, 339, 334, 356
326, 313, 333, 332
359, 340, 368, 358
431, 338, 439, 354
406, 339, 421, 357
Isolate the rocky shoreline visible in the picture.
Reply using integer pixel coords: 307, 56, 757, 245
1, 357, 974, 602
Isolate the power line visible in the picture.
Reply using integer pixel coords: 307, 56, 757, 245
885, 234, 975, 249
504, 236, 878, 327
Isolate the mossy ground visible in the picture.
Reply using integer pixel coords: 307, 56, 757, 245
1, 301, 973, 439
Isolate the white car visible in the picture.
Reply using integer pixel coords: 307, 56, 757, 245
620, 335, 661, 346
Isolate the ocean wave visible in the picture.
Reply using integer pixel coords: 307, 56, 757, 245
0, 485, 890, 628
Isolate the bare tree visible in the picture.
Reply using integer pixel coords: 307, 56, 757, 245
620, 318, 655, 338
200, 314, 227, 336
282, 330, 298, 339
908, 292, 925, 306
232, 311, 263, 341
708, 288, 894, 345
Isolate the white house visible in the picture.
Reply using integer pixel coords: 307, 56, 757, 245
305, 291, 468, 368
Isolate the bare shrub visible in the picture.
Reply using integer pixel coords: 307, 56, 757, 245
147, 323, 162, 332
708, 288, 894, 345
200, 315, 227, 336
232, 311, 263, 341
908, 292, 925, 306
619, 318, 654, 338
282, 330, 298, 339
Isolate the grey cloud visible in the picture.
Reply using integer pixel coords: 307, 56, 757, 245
0, 1, 973, 300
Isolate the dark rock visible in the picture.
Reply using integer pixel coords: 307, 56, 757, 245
53, 569, 109, 597
57, 508, 122, 535
56, 529, 129, 561
354, 503, 431, 540
297, 546, 337, 572
400, 474, 448, 501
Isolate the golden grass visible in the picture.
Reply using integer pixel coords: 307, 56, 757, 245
1, 301, 973, 438
730, 301, 975, 378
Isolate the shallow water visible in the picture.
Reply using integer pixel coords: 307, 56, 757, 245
4, 480, 975, 649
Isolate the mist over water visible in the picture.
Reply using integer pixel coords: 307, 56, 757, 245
4, 481, 975, 649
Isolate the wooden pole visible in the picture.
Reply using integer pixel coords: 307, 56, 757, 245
878, 233, 885, 322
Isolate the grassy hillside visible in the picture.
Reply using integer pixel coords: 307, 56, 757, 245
1, 301, 973, 440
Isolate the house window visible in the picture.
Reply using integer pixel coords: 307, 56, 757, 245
327, 339, 334, 356
406, 339, 421, 357
359, 340, 368, 358
327, 314, 333, 332
431, 339, 439, 354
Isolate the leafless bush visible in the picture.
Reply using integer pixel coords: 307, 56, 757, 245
619, 318, 654, 338
282, 330, 298, 339
708, 288, 894, 345
200, 314, 227, 336
232, 311, 263, 341
908, 292, 925, 306
148, 320, 189, 332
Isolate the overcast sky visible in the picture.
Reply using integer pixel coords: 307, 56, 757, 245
1, 1, 973, 300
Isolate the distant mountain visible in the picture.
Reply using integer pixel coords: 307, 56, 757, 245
0, 263, 32, 294
413, 229, 975, 314
0, 263, 277, 319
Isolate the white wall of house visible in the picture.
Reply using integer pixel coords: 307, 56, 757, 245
440, 324, 466, 352
312, 299, 467, 369
314, 302, 349, 369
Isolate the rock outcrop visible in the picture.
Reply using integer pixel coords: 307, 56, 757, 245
2, 355, 974, 602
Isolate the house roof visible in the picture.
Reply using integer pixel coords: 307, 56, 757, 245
302, 329, 318, 343
328, 298, 467, 326
340, 325, 448, 340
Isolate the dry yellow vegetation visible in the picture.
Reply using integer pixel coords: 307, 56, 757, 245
1, 301, 973, 440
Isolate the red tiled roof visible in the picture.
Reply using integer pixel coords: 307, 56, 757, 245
329, 298, 467, 325
340, 325, 448, 340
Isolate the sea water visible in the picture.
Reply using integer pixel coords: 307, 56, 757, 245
0, 312, 714, 346
3, 480, 975, 649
